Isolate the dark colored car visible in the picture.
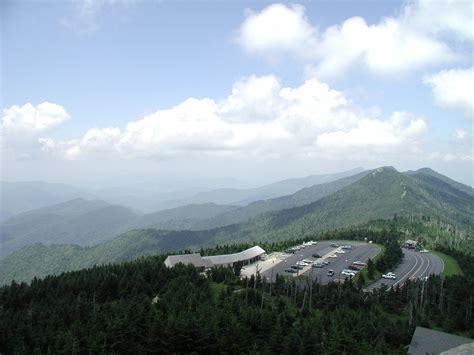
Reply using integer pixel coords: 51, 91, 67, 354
285, 268, 297, 273
330, 243, 338, 247
291, 265, 303, 270
327, 269, 335, 276
312, 253, 322, 258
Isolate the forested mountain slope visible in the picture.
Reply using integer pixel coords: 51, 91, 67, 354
131, 170, 369, 231
0, 198, 139, 256
127, 203, 239, 231
179, 167, 365, 206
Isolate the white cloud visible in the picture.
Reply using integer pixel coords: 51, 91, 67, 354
237, 4, 317, 58
315, 111, 427, 151
61, 0, 138, 33
453, 128, 469, 141
402, 0, 474, 42
237, 0, 468, 78
2, 102, 69, 133
1, 102, 70, 160
5, 76, 427, 162
423, 67, 474, 119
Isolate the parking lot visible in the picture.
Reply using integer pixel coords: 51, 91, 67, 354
260, 241, 381, 284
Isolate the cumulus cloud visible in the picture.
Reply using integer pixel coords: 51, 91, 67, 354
1, 76, 427, 162
2, 102, 69, 133
423, 67, 474, 119
238, 4, 317, 58
1, 102, 70, 159
237, 0, 470, 78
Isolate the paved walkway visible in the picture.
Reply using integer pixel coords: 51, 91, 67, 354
240, 252, 287, 278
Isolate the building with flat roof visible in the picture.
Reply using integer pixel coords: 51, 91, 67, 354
164, 246, 266, 269
408, 326, 474, 355
164, 253, 213, 269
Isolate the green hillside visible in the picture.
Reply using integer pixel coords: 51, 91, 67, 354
189, 170, 369, 230
0, 199, 139, 256
128, 203, 239, 230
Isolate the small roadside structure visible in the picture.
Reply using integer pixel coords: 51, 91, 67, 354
407, 326, 474, 355
164, 246, 266, 270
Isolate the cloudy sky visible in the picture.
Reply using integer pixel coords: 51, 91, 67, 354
2, 0, 473, 187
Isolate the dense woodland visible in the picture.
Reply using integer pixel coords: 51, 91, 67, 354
1, 227, 473, 354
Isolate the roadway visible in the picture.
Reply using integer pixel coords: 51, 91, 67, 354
261, 241, 380, 284
366, 249, 444, 290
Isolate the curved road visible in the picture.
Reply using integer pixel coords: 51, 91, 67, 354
366, 249, 444, 290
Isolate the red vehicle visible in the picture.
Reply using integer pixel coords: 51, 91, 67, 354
349, 264, 363, 271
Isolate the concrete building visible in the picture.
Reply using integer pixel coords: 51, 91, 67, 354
164, 246, 266, 269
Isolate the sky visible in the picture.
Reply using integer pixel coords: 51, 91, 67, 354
1, 0, 473, 188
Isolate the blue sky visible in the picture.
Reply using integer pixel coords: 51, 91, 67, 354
1, 0, 473, 187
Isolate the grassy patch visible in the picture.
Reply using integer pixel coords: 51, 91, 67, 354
432, 251, 462, 277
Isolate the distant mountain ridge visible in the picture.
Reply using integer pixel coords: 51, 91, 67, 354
0, 181, 96, 221
1, 166, 472, 284
0, 198, 139, 256
180, 167, 365, 206
1, 168, 367, 255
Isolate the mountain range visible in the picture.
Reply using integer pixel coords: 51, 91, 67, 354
1, 166, 472, 285
0, 167, 365, 255
1, 168, 364, 218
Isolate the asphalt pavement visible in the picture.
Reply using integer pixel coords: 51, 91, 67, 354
366, 248, 444, 289
261, 241, 380, 284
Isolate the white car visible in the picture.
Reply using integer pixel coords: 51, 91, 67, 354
382, 273, 396, 279
296, 261, 306, 266
329, 254, 338, 258
353, 261, 366, 266
336, 250, 345, 254
302, 259, 313, 265
420, 249, 429, 253
341, 270, 356, 276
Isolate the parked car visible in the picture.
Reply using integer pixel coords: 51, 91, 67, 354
341, 270, 356, 276
342, 245, 352, 250
291, 265, 303, 270
330, 243, 338, 247
312, 253, 322, 258
312, 263, 324, 268
302, 259, 313, 265
336, 250, 345, 254
353, 261, 366, 266
296, 261, 306, 267
329, 254, 337, 258
285, 249, 295, 254
322, 260, 330, 265
327, 269, 335, 277
284, 268, 297, 273
349, 264, 362, 271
